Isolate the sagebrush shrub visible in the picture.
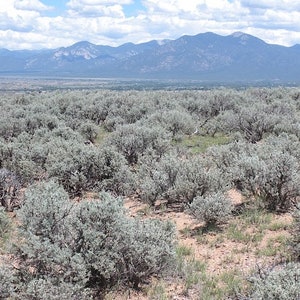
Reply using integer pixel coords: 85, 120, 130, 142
0, 168, 20, 211
235, 148, 300, 212
0, 206, 12, 251
209, 136, 300, 212
3, 182, 176, 298
249, 263, 300, 300
122, 218, 175, 288
291, 204, 300, 261
46, 142, 132, 197
0, 264, 16, 298
18, 180, 71, 241
220, 103, 281, 143
0, 206, 12, 244
188, 192, 232, 226
146, 108, 195, 138
108, 123, 170, 165
174, 157, 227, 204
138, 152, 181, 205
69, 193, 176, 289
13, 279, 93, 300
79, 121, 98, 143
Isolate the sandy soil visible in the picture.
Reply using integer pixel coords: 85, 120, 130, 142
0, 189, 293, 300
120, 189, 293, 299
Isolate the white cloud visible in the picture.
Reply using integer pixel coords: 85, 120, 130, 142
240, 0, 300, 11
14, 0, 52, 11
69, 0, 132, 4
0, 1, 41, 33
68, 4, 125, 18
0, 0, 300, 50
142, 0, 241, 16
66, 0, 132, 17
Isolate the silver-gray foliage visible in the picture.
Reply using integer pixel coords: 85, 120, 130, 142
108, 123, 171, 165
249, 263, 300, 300
291, 204, 300, 261
208, 135, 300, 212
0, 264, 16, 298
173, 157, 227, 204
188, 192, 233, 226
45, 142, 133, 197
0, 168, 20, 211
0, 206, 12, 244
1, 181, 175, 299
138, 152, 181, 205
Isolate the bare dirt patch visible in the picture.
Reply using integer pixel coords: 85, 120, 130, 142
121, 190, 293, 299
1, 190, 294, 300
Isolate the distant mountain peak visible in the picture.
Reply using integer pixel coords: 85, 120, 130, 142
157, 39, 170, 46
72, 41, 94, 46
291, 44, 300, 50
1, 31, 300, 81
53, 41, 100, 60
231, 31, 247, 38
230, 31, 266, 46
231, 31, 253, 43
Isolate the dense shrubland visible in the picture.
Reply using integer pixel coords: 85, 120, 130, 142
0, 87, 300, 298
1, 182, 175, 299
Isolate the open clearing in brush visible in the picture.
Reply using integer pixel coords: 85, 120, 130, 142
118, 190, 294, 300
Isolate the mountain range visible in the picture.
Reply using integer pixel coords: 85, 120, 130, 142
1, 32, 300, 82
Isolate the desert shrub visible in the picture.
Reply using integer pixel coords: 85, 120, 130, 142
18, 181, 71, 241
0, 168, 20, 211
79, 121, 99, 143
0, 264, 16, 298
249, 263, 300, 300
108, 123, 171, 165
291, 204, 300, 261
103, 115, 126, 131
207, 140, 252, 176
220, 103, 282, 143
12, 182, 90, 298
188, 192, 232, 227
234, 148, 300, 212
254, 151, 299, 211
0, 206, 12, 244
103, 95, 152, 128
0, 128, 85, 184
201, 116, 224, 136
0, 108, 29, 140
209, 137, 300, 212
22, 113, 59, 135
70, 193, 175, 289
262, 133, 300, 161
173, 157, 227, 204
137, 151, 227, 207
123, 218, 175, 288
138, 152, 181, 205
44, 126, 84, 142
189, 90, 237, 136
45, 141, 132, 197
147, 109, 195, 138
13, 279, 93, 300
200, 89, 237, 118
105, 163, 136, 196
6, 182, 175, 298
138, 170, 166, 205
68, 195, 130, 289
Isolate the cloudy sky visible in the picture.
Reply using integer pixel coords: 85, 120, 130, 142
1, 0, 300, 50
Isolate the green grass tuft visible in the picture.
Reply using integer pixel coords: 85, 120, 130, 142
175, 133, 231, 154
95, 126, 110, 144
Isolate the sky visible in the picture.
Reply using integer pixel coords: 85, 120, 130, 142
1, 0, 300, 50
